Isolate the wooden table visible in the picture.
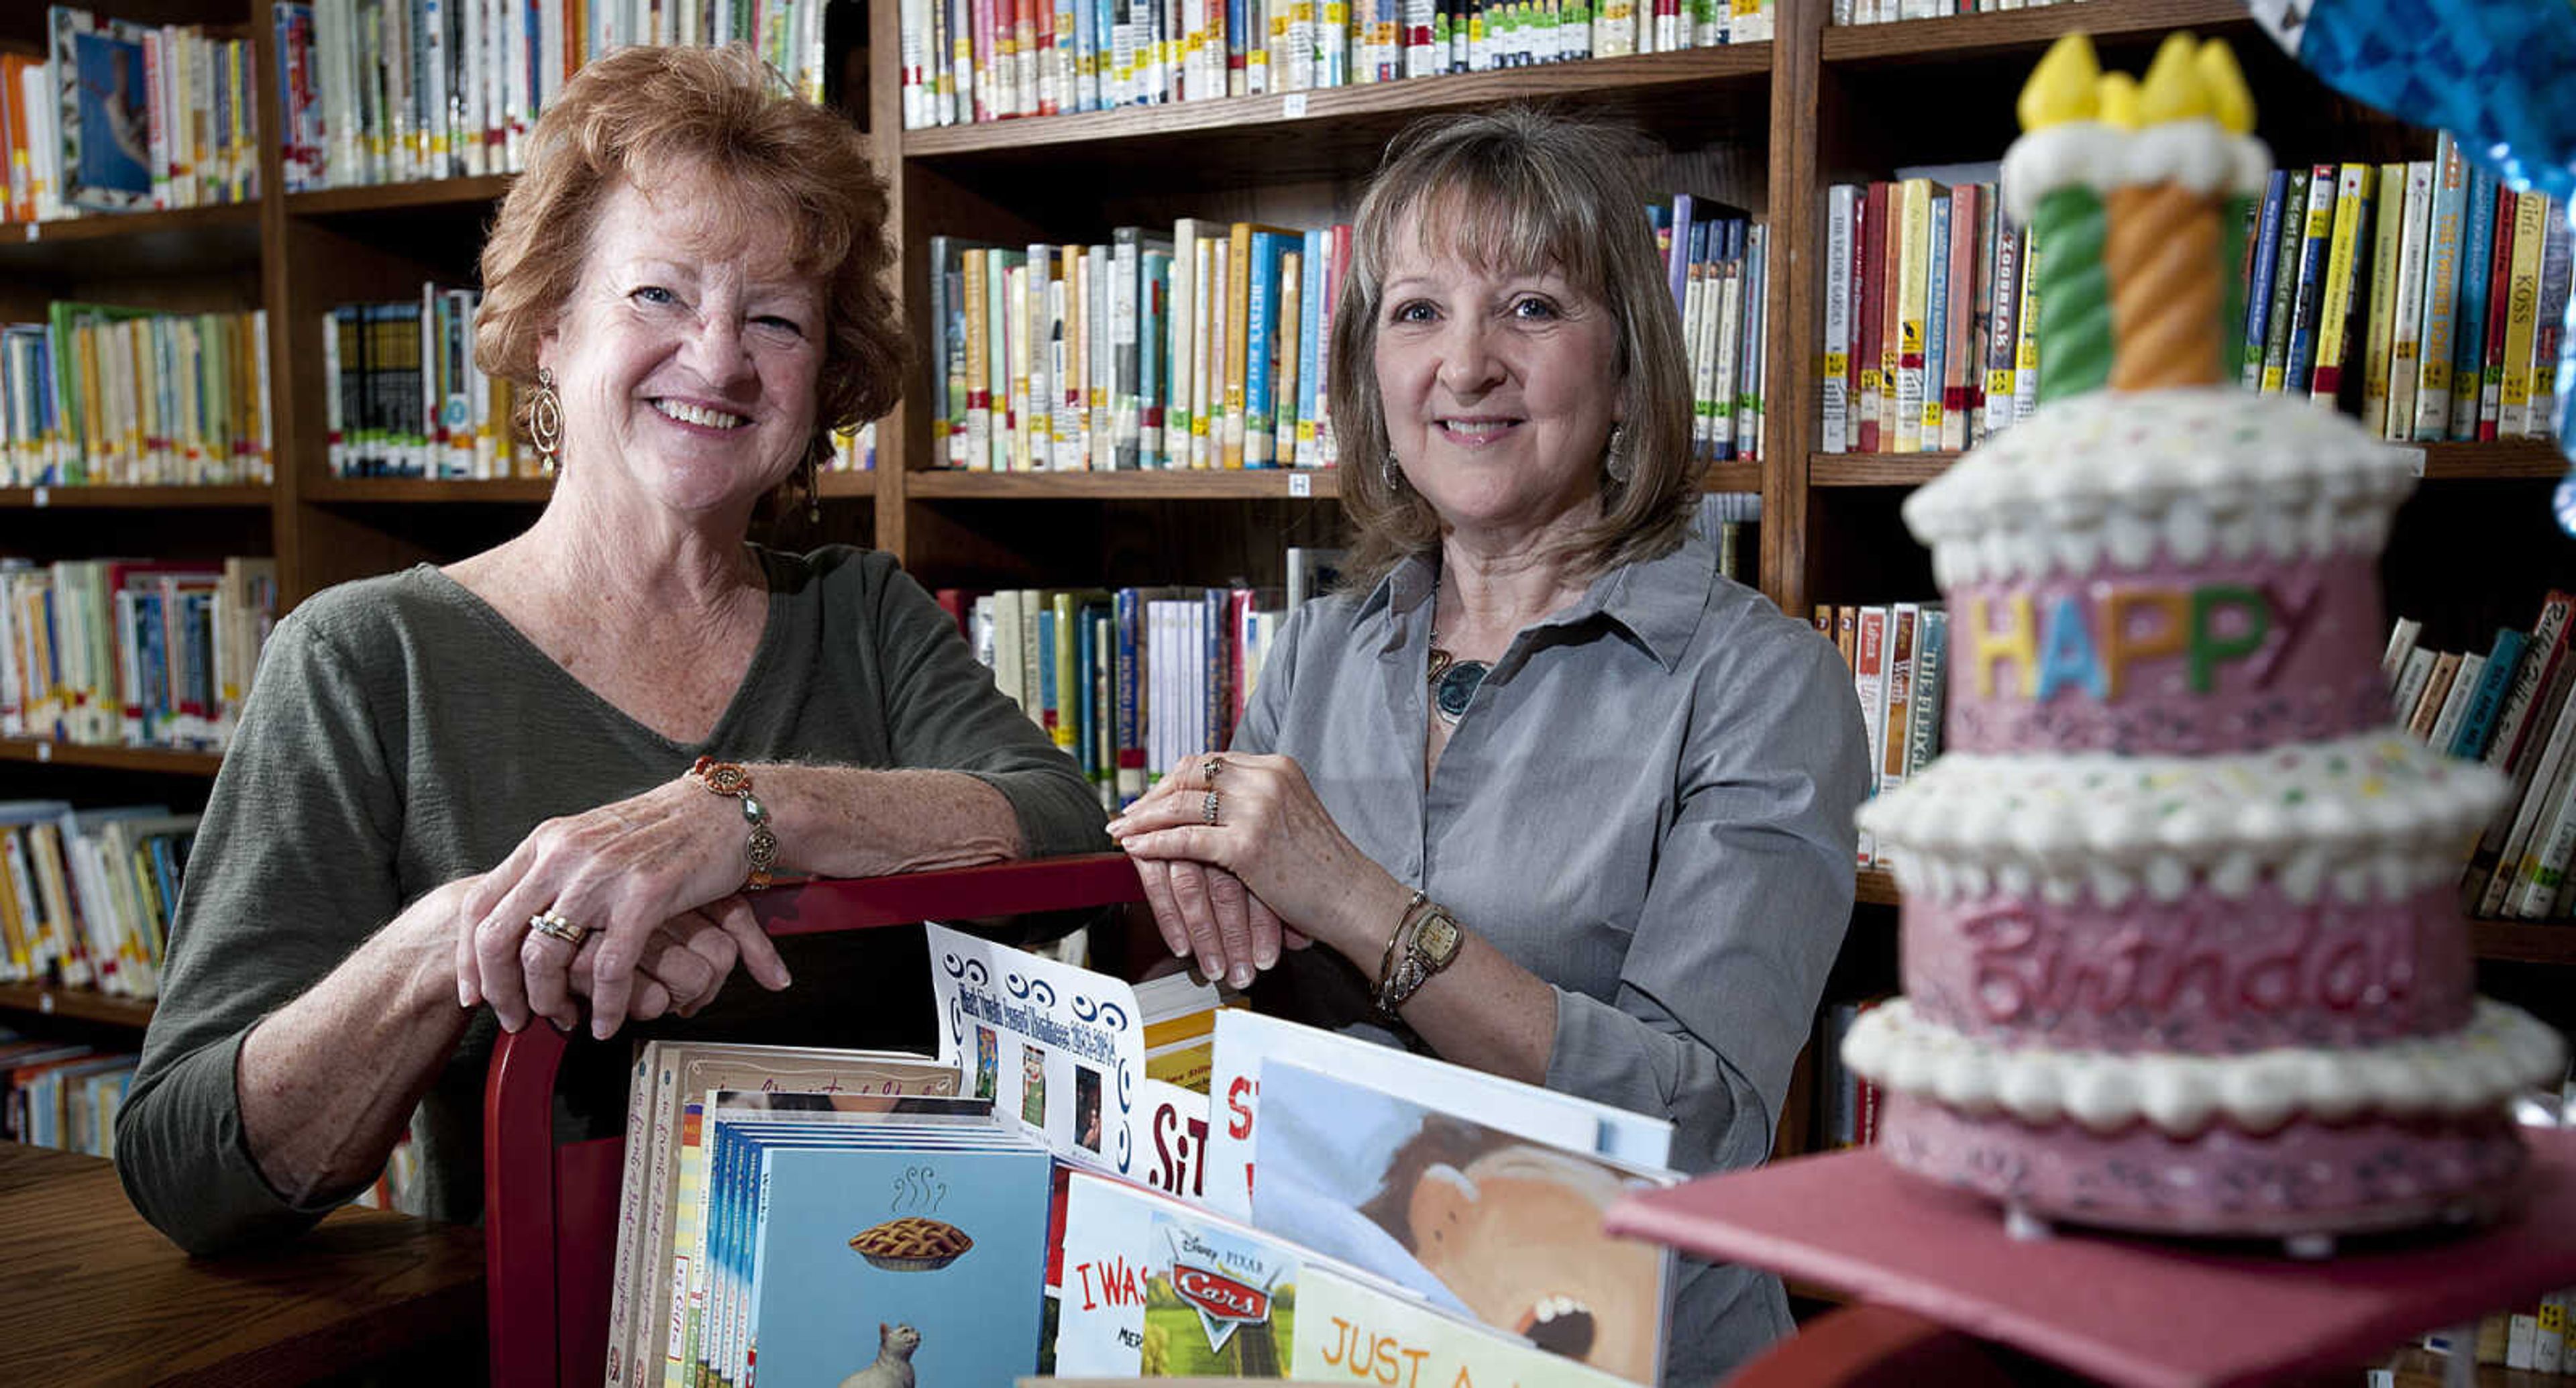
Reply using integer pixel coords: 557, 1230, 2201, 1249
0, 1141, 486, 1385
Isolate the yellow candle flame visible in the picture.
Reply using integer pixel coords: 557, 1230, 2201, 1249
2137, 31, 2215, 125
2018, 32, 2101, 132
2097, 72, 2143, 131
2196, 38, 2257, 135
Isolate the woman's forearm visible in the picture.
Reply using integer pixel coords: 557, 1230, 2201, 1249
753, 765, 1026, 879
235, 899, 475, 1206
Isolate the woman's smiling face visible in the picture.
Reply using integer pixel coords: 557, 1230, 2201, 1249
539, 176, 825, 519
1371, 208, 1625, 543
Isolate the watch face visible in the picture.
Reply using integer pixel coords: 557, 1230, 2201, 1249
1416, 909, 1463, 965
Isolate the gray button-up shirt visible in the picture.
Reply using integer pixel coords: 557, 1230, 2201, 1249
1236, 529, 1870, 1385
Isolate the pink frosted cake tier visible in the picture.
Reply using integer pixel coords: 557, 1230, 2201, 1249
1900, 388, 2417, 759
1872, 1090, 2528, 1238
1896, 877, 2476, 1056
1941, 552, 2390, 756
1862, 734, 2498, 1057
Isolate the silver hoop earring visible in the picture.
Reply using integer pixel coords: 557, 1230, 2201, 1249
1604, 423, 1632, 486
531, 367, 563, 478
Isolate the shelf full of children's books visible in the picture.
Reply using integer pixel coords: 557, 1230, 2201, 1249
900, 45, 1773, 186
0, 484, 270, 509
1821, 0, 2251, 64
0, 981, 154, 1029
906, 469, 1343, 500
0, 739, 220, 777
281, 174, 515, 219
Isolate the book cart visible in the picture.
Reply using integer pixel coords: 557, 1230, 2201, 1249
480, 851, 1146, 1388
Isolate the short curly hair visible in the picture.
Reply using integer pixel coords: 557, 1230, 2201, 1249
1329, 107, 1699, 594
474, 44, 906, 460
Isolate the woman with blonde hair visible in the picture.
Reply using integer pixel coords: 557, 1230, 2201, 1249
118, 45, 1104, 1255
1110, 108, 1869, 1381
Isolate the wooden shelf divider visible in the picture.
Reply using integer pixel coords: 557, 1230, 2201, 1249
0, 982, 155, 1028
0, 739, 221, 777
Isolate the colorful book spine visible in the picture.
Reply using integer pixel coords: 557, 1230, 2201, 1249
2359, 163, 2406, 436
2241, 168, 2290, 390
2258, 168, 2312, 396
2448, 164, 2498, 439
1983, 205, 2021, 437
2414, 134, 2471, 442
2279, 164, 2339, 398
2308, 163, 2371, 407
2385, 161, 2436, 441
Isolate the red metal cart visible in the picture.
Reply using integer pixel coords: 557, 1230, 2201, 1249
481, 853, 1144, 1387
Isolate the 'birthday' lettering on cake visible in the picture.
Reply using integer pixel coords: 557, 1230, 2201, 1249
1965, 573, 2325, 700
1962, 902, 2417, 1024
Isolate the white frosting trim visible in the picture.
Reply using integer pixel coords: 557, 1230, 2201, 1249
1840, 997, 2566, 1136
2002, 124, 2270, 226
2121, 122, 2263, 200
2000, 123, 2127, 225
1860, 734, 2506, 904
1901, 388, 2420, 586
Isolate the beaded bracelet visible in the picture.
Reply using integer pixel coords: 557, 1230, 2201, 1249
689, 757, 777, 892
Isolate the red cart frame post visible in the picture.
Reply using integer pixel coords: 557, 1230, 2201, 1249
482, 853, 1144, 1387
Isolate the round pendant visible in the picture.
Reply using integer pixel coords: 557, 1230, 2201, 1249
1433, 659, 1489, 724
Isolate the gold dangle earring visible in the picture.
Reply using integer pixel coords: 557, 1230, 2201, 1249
531, 367, 564, 478
804, 452, 822, 524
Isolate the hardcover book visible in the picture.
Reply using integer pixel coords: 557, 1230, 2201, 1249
1248, 1057, 1675, 1385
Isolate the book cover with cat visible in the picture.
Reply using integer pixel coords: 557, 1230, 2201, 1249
741, 1138, 1053, 1387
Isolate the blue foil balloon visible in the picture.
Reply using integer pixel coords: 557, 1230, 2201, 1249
2245, 0, 2576, 527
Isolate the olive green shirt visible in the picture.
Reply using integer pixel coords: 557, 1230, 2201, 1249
116, 545, 1108, 1254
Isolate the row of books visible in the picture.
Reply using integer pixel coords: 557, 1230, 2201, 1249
0, 556, 278, 757
1, 8, 258, 223
1819, 178, 2026, 456
959, 581, 1295, 810
0, 1030, 136, 1159
2394, 594, 2576, 922
0, 800, 195, 999
0, 305, 273, 488
323, 286, 875, 480
897, 0, 1776, 128
1831, 0, 2079, 23
930, 223, 1344, 474
2245, 144, 2572, 445
929, 202, 1770, 474
1819, 152, 2575, 460
1658, 196, 1770, 464
2422, 1290, 2576, 1375
1816, 600, 1948, 867
273, 0, 835, 193
601, 924, 1682, 1387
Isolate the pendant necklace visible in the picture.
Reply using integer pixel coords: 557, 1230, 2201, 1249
1425, 570, 1489, 727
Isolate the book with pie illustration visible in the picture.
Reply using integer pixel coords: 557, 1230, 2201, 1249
849, 1214, 976, 1272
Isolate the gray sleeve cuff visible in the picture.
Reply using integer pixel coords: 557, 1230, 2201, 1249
115, 1030, 341, 1256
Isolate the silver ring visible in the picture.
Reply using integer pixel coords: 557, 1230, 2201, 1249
527, 910, 589, 947
1202, 790, 1220, 826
